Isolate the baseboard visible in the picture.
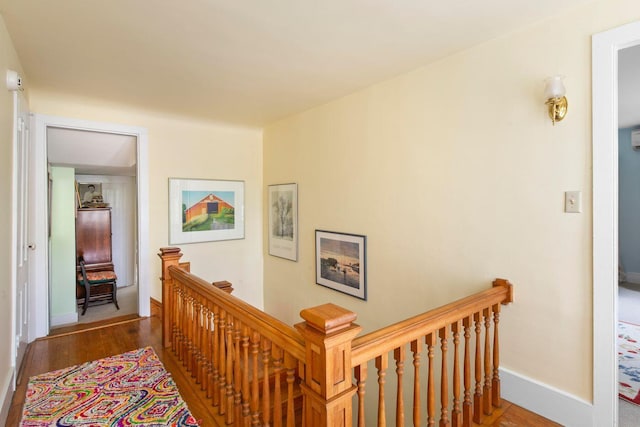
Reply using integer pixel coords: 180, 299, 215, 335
500, 367, 593, 426
50, 311, 79, 327
624, 271, 640, 284
0, 367, 15, 427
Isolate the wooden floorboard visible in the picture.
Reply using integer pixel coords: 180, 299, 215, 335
7, 304, 225, 427
7, 304, 560, 427
48, 313, 141, 337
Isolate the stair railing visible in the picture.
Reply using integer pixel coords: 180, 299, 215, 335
159, 247, 513, 427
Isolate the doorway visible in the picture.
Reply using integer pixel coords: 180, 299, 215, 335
616, 44, 640, 425
593, 20, 640, 426
29, 114, 150, 340
48, 127, 138, 326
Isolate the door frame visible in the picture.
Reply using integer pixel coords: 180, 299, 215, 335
10, 89, 29, 385
29, 114, 149, 340
592, 20, 640, 426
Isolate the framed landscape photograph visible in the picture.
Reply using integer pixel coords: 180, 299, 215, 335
315, 230, 366, 300
268, 183, 298, 261
169, 178, 244, 244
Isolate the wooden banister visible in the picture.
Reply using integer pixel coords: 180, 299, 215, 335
167, 265, 306, 361
351, 280, 512, 366
159, 247, 514, 427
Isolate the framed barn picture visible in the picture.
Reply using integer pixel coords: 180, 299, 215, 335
315, 230, 366, 300
169, 178, 244, 244
268, 183, 298, 261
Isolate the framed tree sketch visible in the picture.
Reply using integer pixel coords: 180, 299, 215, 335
268, 183, 298, 261
169, 178, 245, 244
315, 230, 366, 300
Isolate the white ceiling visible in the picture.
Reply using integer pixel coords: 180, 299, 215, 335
47, 127, 137, 176
1, 0, 598, 128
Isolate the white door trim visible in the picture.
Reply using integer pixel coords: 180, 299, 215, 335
592, 20, 640, 427
30, 114, 149, 340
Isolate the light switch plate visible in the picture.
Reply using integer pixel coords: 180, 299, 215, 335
565, 191, 582, 213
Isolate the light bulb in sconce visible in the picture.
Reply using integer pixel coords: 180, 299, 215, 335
544, 75, 567, 125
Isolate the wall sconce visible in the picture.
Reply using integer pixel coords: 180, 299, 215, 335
544, 75, 567, 125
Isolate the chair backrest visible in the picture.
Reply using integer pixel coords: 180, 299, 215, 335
77, 254, 115, 274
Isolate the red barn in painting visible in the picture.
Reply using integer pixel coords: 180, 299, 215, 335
184, 194, 233, 223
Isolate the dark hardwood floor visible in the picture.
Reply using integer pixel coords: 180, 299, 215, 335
7, 304, 560, 427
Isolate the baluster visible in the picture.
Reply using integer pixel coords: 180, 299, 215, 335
394, 346, 405, 427
462, 317, 472, 427
355, 364, 367, 427
440, 327, 450, 427
193, 298, 202, 380
182, 293, 190, 366
226, 315, 235, 425
172, 285, 180, 354
483, 308, 492, 415
191, 294, 198, 374
205, 305, 213, 398
212, 305, 220, 407
272, 346, 283, 427
181, 291, 189, 365
492, 303, 502, 408
473, 312, 483, 424
218, 309, 227, 415
284, 354, 296, 427
250, 331, 261, 426
199, 303, 206, 389
262, 338, 272, 427
174, 286, 183, 357
187, 293, 194, 366
183, 293, 192, 367
234, 321, 242, 424
242, 326, 251, 425
376, 354, 388, 427
426, 333, 436, 427
451, 321, 462, 427
411, 340, 422, 427
200, 300, 209, 389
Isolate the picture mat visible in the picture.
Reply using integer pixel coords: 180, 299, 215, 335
315, 230, 366, 300
169, 178, 244, 244
268, 183, 298, 261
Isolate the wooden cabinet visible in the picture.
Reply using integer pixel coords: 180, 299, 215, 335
76, 208, 113, 266
75, 208, 119, 312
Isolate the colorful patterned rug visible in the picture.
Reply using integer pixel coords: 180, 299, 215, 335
20, 346, 199, 426
619, 321, 640, 405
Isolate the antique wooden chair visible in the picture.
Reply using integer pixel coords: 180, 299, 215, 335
77, 255, 119, 315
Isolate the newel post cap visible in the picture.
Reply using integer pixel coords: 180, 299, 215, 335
299, 303, 357, 334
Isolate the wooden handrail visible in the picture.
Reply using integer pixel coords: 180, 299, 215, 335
159, 247, 514, 427
167, 265, 306, 362
351, 279, 512, 366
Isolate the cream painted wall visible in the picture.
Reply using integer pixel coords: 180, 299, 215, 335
0, 13, 26, 421
49, 167, 77, 323
29, 94, 264, 309
263, 0, 640, 403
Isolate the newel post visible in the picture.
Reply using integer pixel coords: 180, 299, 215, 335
295, 303, 362, 427
158, 247, 183, 348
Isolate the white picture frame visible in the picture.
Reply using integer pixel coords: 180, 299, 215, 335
268, 183, 298, 261
169, 178, 244, 244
